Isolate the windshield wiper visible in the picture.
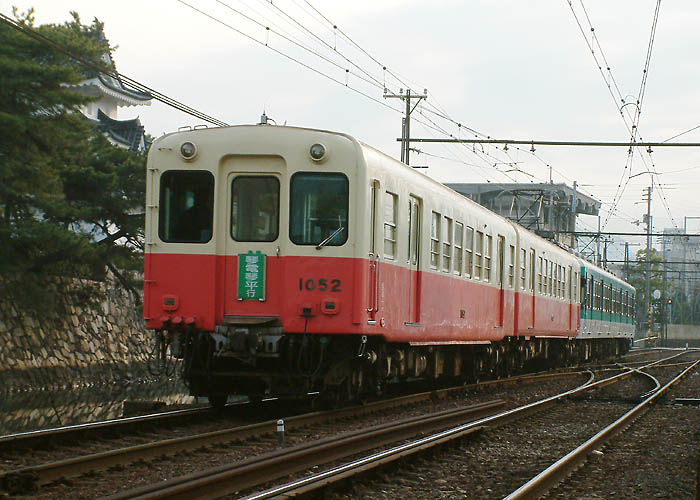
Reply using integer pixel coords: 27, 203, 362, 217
316, 226, 344, 250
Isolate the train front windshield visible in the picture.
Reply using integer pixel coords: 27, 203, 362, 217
290, 172, 348, 246
159, 171, 215, 243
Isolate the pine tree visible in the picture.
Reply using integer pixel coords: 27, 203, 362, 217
0, 9, 146, 308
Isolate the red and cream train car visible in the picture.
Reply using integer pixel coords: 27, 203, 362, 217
144, 125, 629, 405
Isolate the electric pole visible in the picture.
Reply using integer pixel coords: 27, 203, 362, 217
384, 88, 427, 165
643, 185, 653, 340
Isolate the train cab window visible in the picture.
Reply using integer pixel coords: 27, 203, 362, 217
290, 173, 348, 246
383, 192, 397, 259
454, 222, 463, 276
231, 176, 279, 242
159, 170, 215, 243
430, 212, 440, 269
465, 226, 474, 278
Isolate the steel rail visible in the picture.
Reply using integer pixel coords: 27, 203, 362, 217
502, 358, 700, 500
105, 364, 604, 499
235, 352, 689, 500
0, 370, 583, 492
0, 405, 218, 452
0, 367, 582, 453
613, 361, 661, 400
98, 400, 506, 500
0, 389, 465, 489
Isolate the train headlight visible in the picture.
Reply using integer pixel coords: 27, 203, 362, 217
180, 141, 197, 160
309, 143, 327, 162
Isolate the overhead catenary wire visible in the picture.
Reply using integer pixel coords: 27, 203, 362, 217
0, 12, 229, 127
245, 0, 568, 189
294, 0, 545, 181
174, 0, 405, 116
566, 0, 677, 231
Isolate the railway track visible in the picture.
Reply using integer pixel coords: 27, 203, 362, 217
505, 357, 700, 499
0, 369, 585, 496
211, 350, 694, 500
0, 349, 679, 498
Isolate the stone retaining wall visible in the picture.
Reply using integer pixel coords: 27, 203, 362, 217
0, 273, 154, 393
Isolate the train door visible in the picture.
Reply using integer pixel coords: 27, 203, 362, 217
407, 196, 421, 324
222, 161, 283, 318
367, 180, 379, 323
497, 235, 505, 327
530, 249, 536, 329
568, 266, 573, 331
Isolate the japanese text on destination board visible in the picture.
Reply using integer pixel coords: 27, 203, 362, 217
238, 251, 266, 300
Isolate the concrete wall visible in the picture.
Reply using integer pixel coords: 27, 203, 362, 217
667, 324, 700, 340
0, 273, 153, 393
665, 324, 700, 347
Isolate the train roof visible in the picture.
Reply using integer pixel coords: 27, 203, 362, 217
577, 257, 635, 292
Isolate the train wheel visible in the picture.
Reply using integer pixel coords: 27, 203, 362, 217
208, 394, 228, 409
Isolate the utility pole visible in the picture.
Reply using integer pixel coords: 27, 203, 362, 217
603, 237, 609, 268
643, 185, 653, 340
596, 216, 601, 266
384, 88, 427, 165
662, 234, 667, 346
624, 242, 630, 282
571, 181, 578, 251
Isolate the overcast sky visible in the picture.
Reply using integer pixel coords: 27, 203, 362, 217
6, 1, 700, 260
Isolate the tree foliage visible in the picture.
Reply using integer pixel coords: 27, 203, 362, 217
0, 9, 146, 309
626, 248, 665, 329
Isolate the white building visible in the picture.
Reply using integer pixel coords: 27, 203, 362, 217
75, 51, 152, 150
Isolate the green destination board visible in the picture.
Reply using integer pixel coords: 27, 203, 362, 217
238, 251, 266, 300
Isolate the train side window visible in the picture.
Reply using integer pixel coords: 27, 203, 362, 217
509, 245, 515, 288
537, 256, 543, 293
454, 222, 463, 276
603, 285, 608, 312
442, 216, 452, 272
529, 249, 535, 292
474, 230, 484, 279
290, 172, 348, 246
520, 248, 527, 289
542, 259, 548, 294
383, 192, 397, 260
465, 226, 474, 278
430, 212, 440, 269
549, 262, 554, 296
231, 176, 280, 242
484, 234, 492, 282
159, 170, 215, 243
559, 265, 564, 298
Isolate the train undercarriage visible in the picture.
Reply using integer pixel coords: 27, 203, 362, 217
156, 321, 630, 408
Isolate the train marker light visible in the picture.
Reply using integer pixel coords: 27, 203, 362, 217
180, 141, 197, 160
309, 143, 327, 162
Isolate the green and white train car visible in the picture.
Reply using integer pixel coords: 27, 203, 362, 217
578, 258, 635, 339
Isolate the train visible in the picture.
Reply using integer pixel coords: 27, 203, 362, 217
144, 124, 635, 406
